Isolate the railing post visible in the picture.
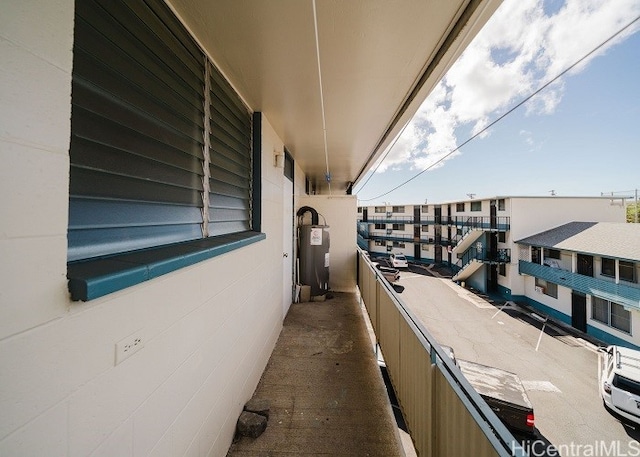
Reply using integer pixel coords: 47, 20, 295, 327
430, 344, 437, 364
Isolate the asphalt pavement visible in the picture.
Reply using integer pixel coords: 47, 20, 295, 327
394, 263, 640, 456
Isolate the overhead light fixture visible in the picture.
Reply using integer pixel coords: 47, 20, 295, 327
274, 149, 285, 168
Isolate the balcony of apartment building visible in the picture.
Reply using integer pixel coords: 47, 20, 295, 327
453, 246, 512, 282
367, 214, 415, 225
229, 248, 526, 456
362, 222, 414, 244
451, 216, 511, 255
518, 251, 640, 311
359, 225, 458, 251
2, 0, 515, 453
448, 215, 511, 231
446, 215, 511, 281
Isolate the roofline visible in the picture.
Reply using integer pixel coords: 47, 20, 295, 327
357, 195, 629, 207
515, 221, 640, 262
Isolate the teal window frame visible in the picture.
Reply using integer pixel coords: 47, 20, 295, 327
67, 0, 264, 301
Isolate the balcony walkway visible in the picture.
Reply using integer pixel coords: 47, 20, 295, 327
227, 292, 404, 456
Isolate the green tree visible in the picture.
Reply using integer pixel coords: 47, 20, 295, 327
628, 202, 639, 223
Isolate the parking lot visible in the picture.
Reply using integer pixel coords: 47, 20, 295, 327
393, 263, 640, 456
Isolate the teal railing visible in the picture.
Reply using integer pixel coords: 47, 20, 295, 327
519, 261, 640, 310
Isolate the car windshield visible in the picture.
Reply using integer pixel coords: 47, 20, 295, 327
613, 374, 640, 397
395, 255, 406, 260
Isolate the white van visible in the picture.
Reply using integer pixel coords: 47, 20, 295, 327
600, 345, 640, 425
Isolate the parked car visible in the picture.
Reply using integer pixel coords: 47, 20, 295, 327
390, 253, 408, 268
600, 345, 640, 425
442, 345, 535, 436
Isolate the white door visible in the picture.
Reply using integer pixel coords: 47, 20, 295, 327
282, 173, 294, 317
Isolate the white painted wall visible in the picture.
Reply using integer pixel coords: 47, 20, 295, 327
0, 3, 289, 455
523, 277, 573, 318
509, 197, 626, 242
0, 0, 73, 343
297, 195, 358, 293
504, 197, 625, 297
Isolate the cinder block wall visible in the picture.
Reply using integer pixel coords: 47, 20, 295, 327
0, 2, 286, 455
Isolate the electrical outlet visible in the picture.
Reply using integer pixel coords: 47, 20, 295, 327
115, 330, 145, 365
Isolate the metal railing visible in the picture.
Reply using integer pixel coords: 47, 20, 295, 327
519, 260, 640, 310
457, 247, 511, 269
357, 249, 526, 456
366, 215, 415, 223
359, 230, 455, 245
448, 216, 511, 230
362, 215, 510, 229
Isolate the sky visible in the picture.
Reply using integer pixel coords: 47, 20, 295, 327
353, 0, 640, 206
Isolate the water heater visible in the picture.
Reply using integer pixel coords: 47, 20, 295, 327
297, 207, 330, 296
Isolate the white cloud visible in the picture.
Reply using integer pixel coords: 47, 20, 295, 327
374, 0, 640, 173
519, 129, 535, 147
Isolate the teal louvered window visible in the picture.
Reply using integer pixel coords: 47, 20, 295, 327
67, 0, 262, 300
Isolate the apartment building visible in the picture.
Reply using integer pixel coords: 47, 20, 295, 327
0, 0, 508, 455
358, 196, 638, 347
516, 222, 640, 349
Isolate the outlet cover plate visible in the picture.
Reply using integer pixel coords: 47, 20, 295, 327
115, 330, 145, 365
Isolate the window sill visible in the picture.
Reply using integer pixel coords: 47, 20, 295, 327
67, 231, 266, 301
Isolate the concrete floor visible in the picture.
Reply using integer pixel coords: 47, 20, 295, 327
227, 292, 405, 457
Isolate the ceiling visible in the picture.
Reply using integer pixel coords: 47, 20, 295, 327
169, 0, 501, 194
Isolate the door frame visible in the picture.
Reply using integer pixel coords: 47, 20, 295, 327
571, 291, 587, 333
282, 150, 294, 317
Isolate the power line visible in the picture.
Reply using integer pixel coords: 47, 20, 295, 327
358, 14, 640, 202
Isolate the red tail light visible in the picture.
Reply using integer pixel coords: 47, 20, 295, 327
526, 413, 535, 428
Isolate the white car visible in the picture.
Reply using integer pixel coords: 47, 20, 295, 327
390, 253, 408, 268
600, 345, 640, 425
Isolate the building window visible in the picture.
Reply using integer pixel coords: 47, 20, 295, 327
612, 302, 632, 333
544, 248, 561, 260
535, 278, 558, 298
499, 264, 506, 276
421, 225, 429, 232
392, 223, 405, 231
375, 240, 385, 246
592, 298, 609, 324
498, 232, 506, 243
593, 297, 631, 334
421, 205, 429, 213
68, 0, 255, 264
456, 203, 465, 212
532, 247, 542, 264
374, 223, 385, 230
601, 258, 615, 277
357, 207, 363, 213
392, 206, 405, 213
392, 242, 405, 248
375, 206, 386, 213
470, 201, 482, 212
422, 244, 430, 251
498, 199, 505, 211
620, 260, 637, 283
